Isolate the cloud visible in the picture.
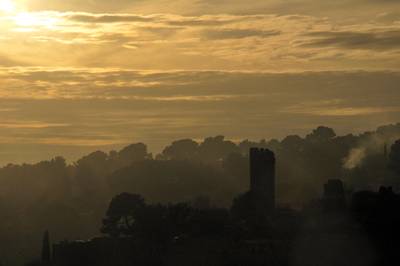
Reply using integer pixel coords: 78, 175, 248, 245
284, 105, 400, 116
375, 12, 400, 23
302, 30, 400, 51
65, 13, 154, 23
0, 121, 70, 129
2, 10, 400, 71
0, 54, 25, 67
203, 29, 280, 40
1, 68, 399, 102
0, 69, 399, 163
26, 0, 144, 13
165, 16, 242, 26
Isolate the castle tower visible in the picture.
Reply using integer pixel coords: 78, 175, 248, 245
249, 148, 276, 212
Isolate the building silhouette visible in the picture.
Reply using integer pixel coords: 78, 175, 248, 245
323, 179, 346, 211
249, 148, 276, 213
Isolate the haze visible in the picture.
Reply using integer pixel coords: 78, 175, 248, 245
0, 0, 400, 164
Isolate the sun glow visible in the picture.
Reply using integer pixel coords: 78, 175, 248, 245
0, 1, 58, 30
13, 12, 59, 29
0, 0, 16, 13
14, 12, 36, 26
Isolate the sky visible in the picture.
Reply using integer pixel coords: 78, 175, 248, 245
0, 0, 400, 164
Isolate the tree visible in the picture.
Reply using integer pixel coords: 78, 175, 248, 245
101, 193, 146, 237
306, 126, 336, 142
199, 136, 239, 162
74, 151, 110, 208
281, 135, 304, 151
118, 143, 150, 164
75, 151, 109, 181
161, 139, 199, 160
102, 194, 196, 242
222, 152, 248, 189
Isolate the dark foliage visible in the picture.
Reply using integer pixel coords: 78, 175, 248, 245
0, 123, 399, 265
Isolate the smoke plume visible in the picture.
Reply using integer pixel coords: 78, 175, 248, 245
343, 148, 367, 169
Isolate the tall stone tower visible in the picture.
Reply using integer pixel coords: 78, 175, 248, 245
249, 148, 276, 212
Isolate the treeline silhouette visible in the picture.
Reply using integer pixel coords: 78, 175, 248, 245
0, 124, 399, 265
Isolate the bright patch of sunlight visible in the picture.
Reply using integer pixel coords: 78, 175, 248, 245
14, 12, 58, 28
0, 0, 16, 13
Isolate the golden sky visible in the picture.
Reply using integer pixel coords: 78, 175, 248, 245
0, 0, 400, 163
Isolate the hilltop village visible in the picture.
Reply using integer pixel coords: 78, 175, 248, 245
35, 147, 400, 266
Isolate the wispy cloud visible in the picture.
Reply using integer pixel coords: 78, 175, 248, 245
65, 13, 155, 23
1, 10, 400, 71
0, 69, 398, 163
203, 29, 280, 40
302, 30, 400, 51
284, 105, 400, 116
0, 121, 70, 129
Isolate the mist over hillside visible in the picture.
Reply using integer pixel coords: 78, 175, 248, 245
0, 123, 399, 265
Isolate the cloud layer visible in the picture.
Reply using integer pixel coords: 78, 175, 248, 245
0, 0, 399, 164
0, 69, 399, 164
1, 10, 400, 71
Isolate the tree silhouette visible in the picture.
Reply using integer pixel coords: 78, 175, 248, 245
161, 139, 199, 160
118, 143, 150, 165
0, 123, 397, 265
306, 126, 336, 142
199, 136, 239, 162
101, 193, 146, 237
